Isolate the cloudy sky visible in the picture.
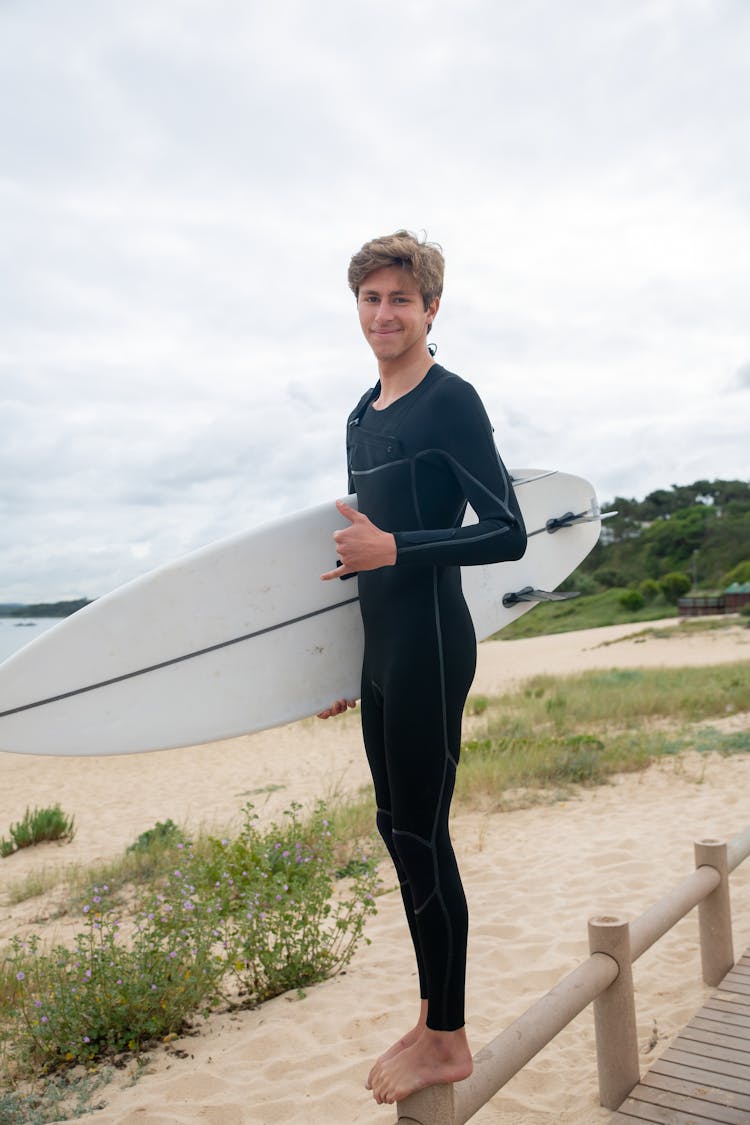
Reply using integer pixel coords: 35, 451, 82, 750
1, 0, 748, 602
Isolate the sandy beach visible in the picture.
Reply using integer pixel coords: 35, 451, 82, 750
1, 618, 749, 1124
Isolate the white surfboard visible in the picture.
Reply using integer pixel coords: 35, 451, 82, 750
0, 470, 602, 756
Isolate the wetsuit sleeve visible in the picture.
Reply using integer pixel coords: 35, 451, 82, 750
394, 381, 527, 567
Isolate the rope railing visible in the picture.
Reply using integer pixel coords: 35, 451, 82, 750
395, 825, 750, 1125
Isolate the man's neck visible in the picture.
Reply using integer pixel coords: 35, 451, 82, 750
376, 351, 435, 408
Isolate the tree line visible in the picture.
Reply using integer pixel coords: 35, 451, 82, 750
575, 477, 750, 595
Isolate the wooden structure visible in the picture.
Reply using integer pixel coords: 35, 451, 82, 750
611, 951, 750, 1123
394, 826, 750, 1125
678, 582, 750, 617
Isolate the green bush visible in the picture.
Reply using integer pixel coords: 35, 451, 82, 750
638, 578, 661, 602
126, 819, 183, 853
1, 806, 75, 858
619, 589, 645, 611
723, 561, 750, 586
658, 571, 692, 604
194, 802, 377, 1006
2, 803, 378, 1078
592, 568, 628, 589
5, 878, 223, 1072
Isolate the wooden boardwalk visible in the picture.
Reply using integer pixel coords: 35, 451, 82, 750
611, 950, 750, 1124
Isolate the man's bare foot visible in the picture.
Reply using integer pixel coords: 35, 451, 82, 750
369, 1026, 473, 1104
365, 1018, 426, 1090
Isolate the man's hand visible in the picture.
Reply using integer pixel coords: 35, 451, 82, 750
317, 698, 358, 720
320, 500, 397, 580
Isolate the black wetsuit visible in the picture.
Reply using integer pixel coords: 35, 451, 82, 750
346, 363, 527, 1031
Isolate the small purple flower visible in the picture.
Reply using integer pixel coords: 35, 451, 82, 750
15, 971, 25, 981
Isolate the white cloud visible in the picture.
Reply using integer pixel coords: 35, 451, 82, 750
1, 0, 748, 600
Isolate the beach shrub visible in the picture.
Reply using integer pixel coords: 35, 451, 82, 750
658, 571, 691, 603
592, 568, 628, 589
196, 802, 378, 1006
1, 806, 75, 858
126, 819, 183, 853
638, 578, 661, 602
1, 803, 378, 1079
4, 875, 223, 1074
619, 589, 645, 611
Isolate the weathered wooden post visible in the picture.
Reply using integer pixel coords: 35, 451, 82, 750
588, 914, 640, 1110
695, 837, 734, 986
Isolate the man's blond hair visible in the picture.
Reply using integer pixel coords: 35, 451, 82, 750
347, 230, 444, 310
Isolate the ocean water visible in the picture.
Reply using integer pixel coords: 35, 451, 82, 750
0, 618, 59, 663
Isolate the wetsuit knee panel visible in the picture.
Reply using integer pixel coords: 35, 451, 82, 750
392, 830, 435, 912
376, 809, 407, 882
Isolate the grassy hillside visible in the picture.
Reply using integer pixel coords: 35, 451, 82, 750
499, 477, 750, 640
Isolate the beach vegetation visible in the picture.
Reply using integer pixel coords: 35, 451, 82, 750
618, 588, 645, 611
456, 661, 750, 805
126, 818, 183, 853
723, 560, 750, 585
658, 571, 692, 603
638, 578, 661, 602
1, 806, 76, 859
0, 802, 378, 1085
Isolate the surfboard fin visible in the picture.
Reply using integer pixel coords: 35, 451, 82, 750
545, 505, 618, 532
502, 586, 581, 608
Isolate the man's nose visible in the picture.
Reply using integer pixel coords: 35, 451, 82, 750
374, 300, 395, 323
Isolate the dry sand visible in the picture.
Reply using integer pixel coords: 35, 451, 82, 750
1, 618, 749, 1124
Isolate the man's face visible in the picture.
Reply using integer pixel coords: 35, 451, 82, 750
357, 265, 439, 364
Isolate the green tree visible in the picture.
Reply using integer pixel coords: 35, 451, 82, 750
659, 572, 692, 604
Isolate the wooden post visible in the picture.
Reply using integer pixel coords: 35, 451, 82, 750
588, 915, 640, 1110
695, 838, 734, 986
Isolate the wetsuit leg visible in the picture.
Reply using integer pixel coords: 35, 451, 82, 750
361, 570, 476, 1031
361, 664, 429, 1002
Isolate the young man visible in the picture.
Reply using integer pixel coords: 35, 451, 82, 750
319, 231, 527, 1105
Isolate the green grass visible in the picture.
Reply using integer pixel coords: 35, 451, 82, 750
496, 588, 679, 639
1, 807, 75, 859
458, 661, 750, 805
487, 663, 750, 732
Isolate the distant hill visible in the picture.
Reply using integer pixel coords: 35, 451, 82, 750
574, 478, 750, 591
0, 599, 91, 618
501, 478, 750, 639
